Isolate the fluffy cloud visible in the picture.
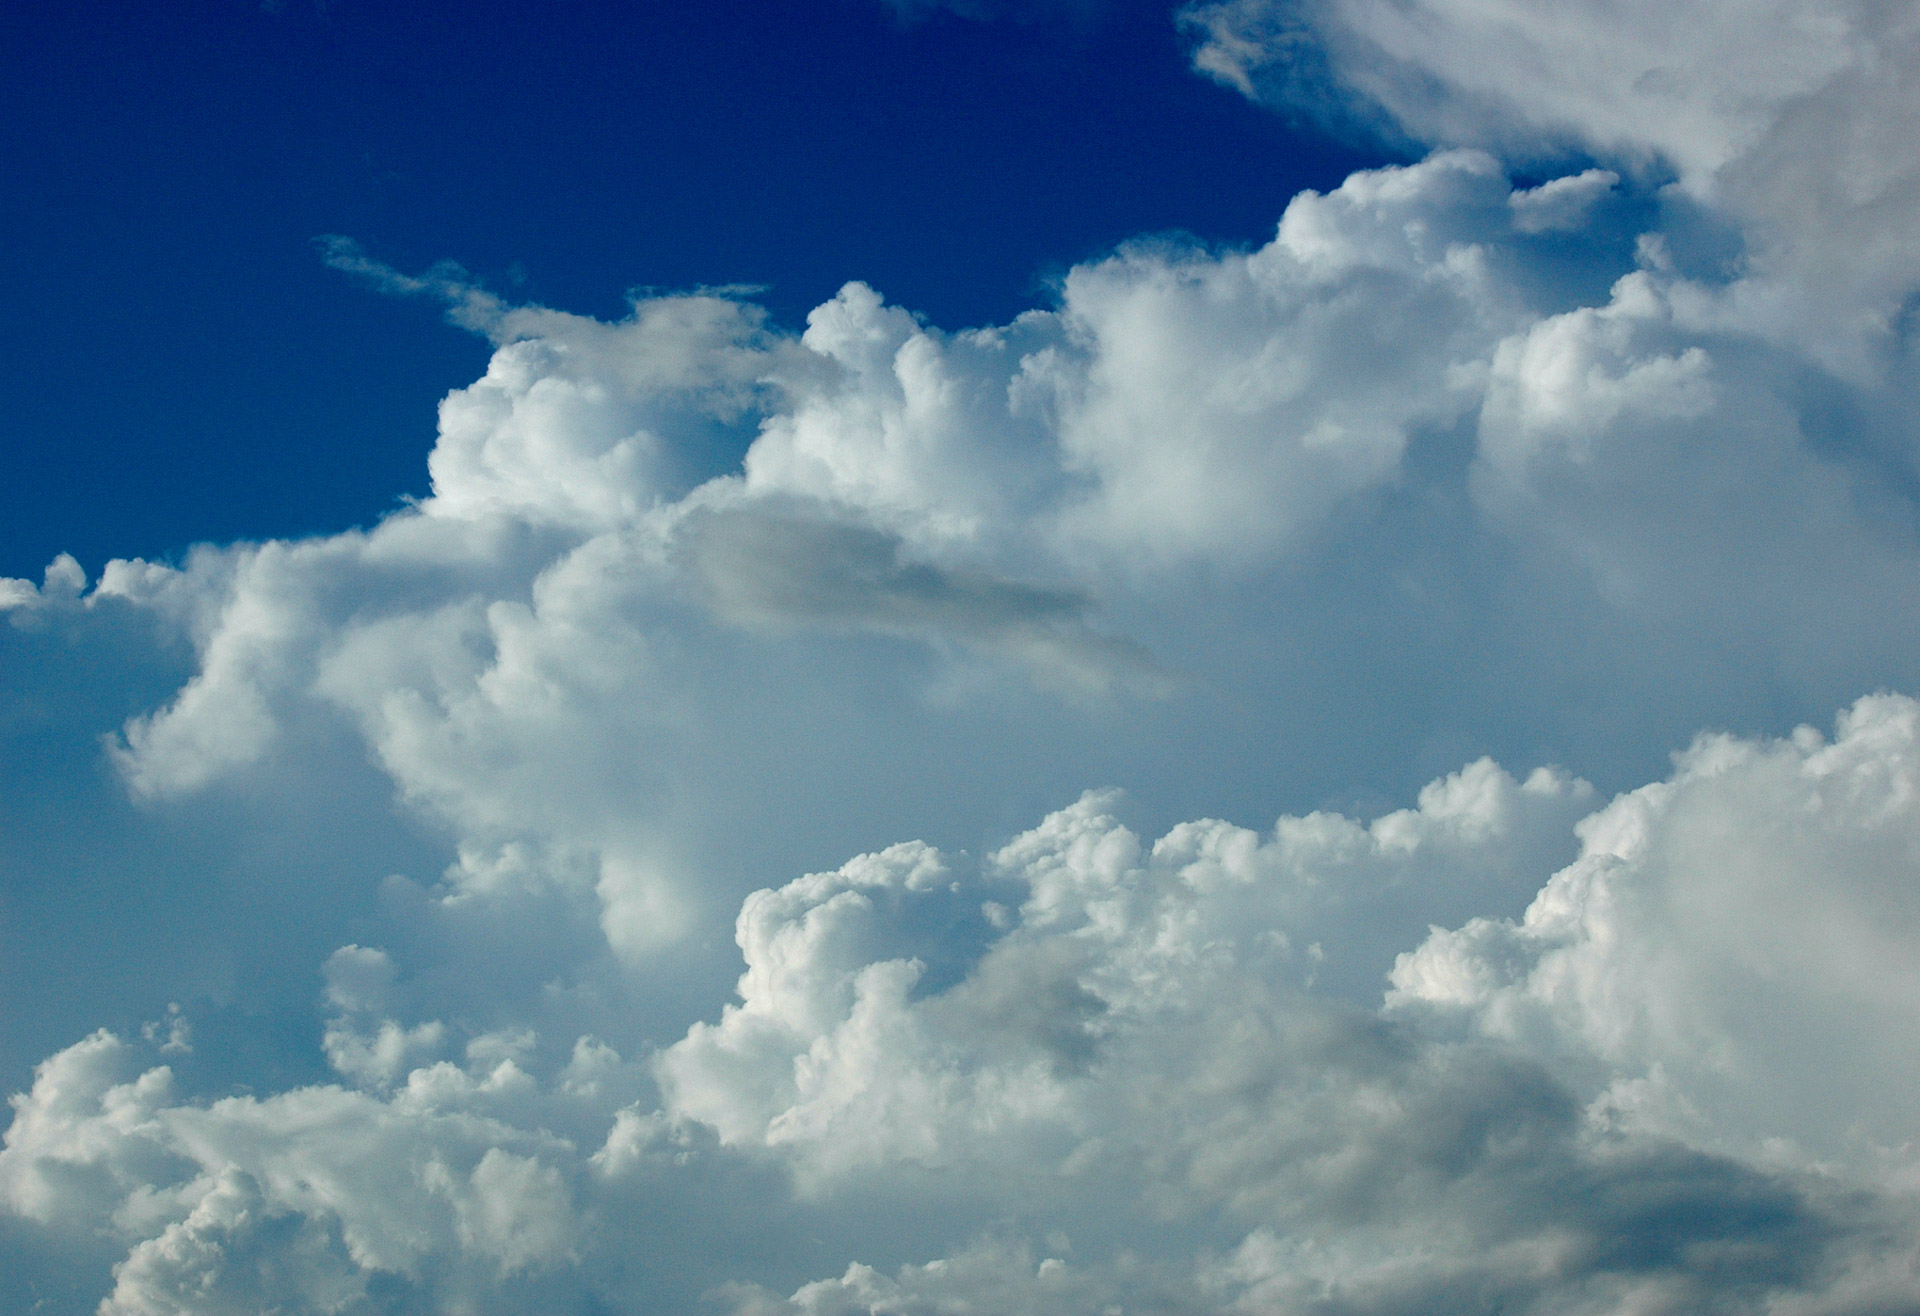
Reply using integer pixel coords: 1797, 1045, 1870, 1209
1182, 0, 1920, 367
9, 711, 1918, 1311
10, 3, 1920, 1311
46, 141, 1920, 951
21, 151, 1507, 942
1392, 693, 1920, 1167
1182, 0, 1867, 177
2, 1026, 595, 1313
644, 710, 1920, 1313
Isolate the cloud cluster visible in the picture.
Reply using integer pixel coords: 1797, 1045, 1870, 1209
11, 142, 1915, 941
1182, 0, 1920, 368
1392, 694, 1920, 1167
6, 704, 1919, 1311
8, 0, 1920, 1310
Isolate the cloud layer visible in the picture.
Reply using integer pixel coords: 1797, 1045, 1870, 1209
6, 0, 1920, 1311
7, 701, 1920, 1312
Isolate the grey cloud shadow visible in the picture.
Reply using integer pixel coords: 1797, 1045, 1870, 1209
671, 502, 1176, 699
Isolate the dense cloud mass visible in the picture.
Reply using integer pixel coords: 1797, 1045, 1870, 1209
7, 713, 1920, 1313
5, 0, 1920, 1312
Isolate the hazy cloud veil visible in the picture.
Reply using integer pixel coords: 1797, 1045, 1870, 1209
6, 1, 1920, 1312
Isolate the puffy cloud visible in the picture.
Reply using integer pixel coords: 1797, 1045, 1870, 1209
1508, 169, 1620, 235
655, 770, 1601, 1189
1182, 0, 1864, 178
1391, 692, 1920, 1167
91, 141, 1920, 949
89, 136, 1920, 898
715, 1241, 1136, 1316
662, 715, 1919, 1314
739, 152, 1521, 572
1039, 150, 1511, 566
10, 4, 1920, 1310
1, 1025, 591, 1312
55, 151, 1529, 955
0, 1031, 184, 1228
0, 553, 88, 615
1181, 0, 1920, 367
1476, 271, 1715, 478
8, 713, 1920, 1312
99, 1170, 370, 1316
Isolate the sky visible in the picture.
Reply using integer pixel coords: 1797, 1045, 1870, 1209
3, 1, 1920, 1314
0, 0, 1373, 576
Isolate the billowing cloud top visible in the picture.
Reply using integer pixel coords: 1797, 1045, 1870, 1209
5, 1, 1920, 1312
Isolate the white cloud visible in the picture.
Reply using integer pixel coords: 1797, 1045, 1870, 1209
57, 151, 1535, 952
656, 769, 1600, 1187
86, 136, 1920, 910
0, 553, 88, 616
1, 1027, 590, 1311
9, 5, 1920, 1310
1390, 692, 1920, 1166
1508, 169, 1619, 235
1182, 0, 1920, 369
7, 713, 1920, 1311
658, 710, 1920, 1313
1183, 0, 1862, 178
715, 1241, 1130, 1316
99, 1169, 370, 1316
1476, 271, 1715, 477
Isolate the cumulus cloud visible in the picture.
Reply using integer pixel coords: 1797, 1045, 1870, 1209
2, 1025, 593, 1313
62, 138, 1920, 970
1181, 0, 1920, 368
641, 714, 1920, 1312
0, 552, 89, 616
1182, 0, 1863, 176
9, 712, 1920, 1311
9, 2, 1920, 1311
1391, 693, 1920, 1167
57, 150, 1530, 939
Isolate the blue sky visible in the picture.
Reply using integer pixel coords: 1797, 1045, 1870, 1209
2, 0, 1371, 575
6, 2, 1920, 1314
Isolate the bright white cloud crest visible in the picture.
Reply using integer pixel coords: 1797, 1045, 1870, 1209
6, 0, 1920, 1311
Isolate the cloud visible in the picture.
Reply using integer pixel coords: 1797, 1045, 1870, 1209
1180, 0, 1920, 369
72, 143, 1920, 950
649, 712, 1920, 1311
0, 552, 89, 615
2, 1025, 594, 1313
1508, 169, 1619, 235
9, 710, 1919, 1311
8, 3, 1920, 1310
1182, 0, 1863, 176
73, 153, 1547, 941
1391, 692, 1920, 1167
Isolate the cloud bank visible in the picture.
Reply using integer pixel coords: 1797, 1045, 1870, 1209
6, 0, 1920, 1311
7, 705, 1920, 1312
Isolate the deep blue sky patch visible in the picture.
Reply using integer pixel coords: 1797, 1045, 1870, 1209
1, 0, 1379, 578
